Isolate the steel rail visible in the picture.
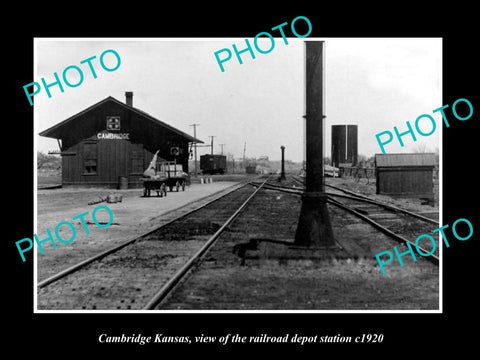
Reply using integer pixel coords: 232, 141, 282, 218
326, 192, 439, 225
290, 175, 306, 187
249, 181, 303, 195
255, 179, 439, 226
143, 175, 272, 310
257, 176, 438, 266
37, 181, 249, 289
327, 197, 439, 265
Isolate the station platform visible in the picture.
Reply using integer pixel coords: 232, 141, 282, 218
37, 181, 241, 235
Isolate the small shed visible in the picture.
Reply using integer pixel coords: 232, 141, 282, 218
375, 153, 436, 201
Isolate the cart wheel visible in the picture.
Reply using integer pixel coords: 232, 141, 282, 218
175, 180, 180, 192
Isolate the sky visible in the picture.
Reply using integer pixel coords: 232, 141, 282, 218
34, 38, 442, 162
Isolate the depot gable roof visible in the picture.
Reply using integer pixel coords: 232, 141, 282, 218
39, 96, 203, 144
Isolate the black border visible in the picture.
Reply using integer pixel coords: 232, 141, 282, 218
7, 7, 478, 355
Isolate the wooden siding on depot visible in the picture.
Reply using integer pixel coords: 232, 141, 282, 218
47, 97, 194, 187
62, 139, 128, 186
99, 138, 125, 184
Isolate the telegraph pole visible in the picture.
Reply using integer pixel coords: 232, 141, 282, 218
208, 136, 216, 155
190, 124, 200, 176
243, 142, 246, 167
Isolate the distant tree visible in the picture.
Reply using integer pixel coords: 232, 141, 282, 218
225, 153, 235, 173
357, 154, 368, 167
38, 151, 51, 169
413, 143, 428, 153
366, 156, 375, 167
37, 151, 60, 169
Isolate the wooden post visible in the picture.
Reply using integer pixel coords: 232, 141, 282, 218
280, 146, 286, 180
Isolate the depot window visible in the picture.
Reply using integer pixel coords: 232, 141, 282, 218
83, 142, 98, 175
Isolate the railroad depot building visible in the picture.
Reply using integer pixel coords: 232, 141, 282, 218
39, 92, 202, 188
375, 153, 437, 202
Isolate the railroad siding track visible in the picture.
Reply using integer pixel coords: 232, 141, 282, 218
152, 174, 438, 310
37, 181, 268, 310
327, 197, 439, 263
267, 175, 440, 263
157, 183, 438, 310
324, 186, 440, 260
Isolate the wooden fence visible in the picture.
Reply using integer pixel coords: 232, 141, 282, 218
340, 167, 376, 184
340, 166, 439, 186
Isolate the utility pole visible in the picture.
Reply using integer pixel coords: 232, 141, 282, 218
190, 124, 200, 176
208, 136, 216, 155
243, 142, 246, 167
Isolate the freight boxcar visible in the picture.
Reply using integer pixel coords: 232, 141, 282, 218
200, 154, 227, 174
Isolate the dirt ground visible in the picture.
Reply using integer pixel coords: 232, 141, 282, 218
36, 181, 240, 282
37, 184, 259, 310
35, 174, 440, 311
325, 177, 439, 217
161, 187, 439, 311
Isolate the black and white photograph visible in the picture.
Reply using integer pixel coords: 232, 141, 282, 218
6, 8, 478, 355
33, 37, 442, 312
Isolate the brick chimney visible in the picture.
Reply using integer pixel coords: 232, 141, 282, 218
125, 91, 133, 107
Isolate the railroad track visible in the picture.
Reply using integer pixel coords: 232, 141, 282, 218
259, 175, 440, 266
326, 196, 439, 265
143, 175, 271, 309
37, 176, 271, 310
37, 174, 438, 310
154, 180, 303, 310
156, 175, 438, 310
